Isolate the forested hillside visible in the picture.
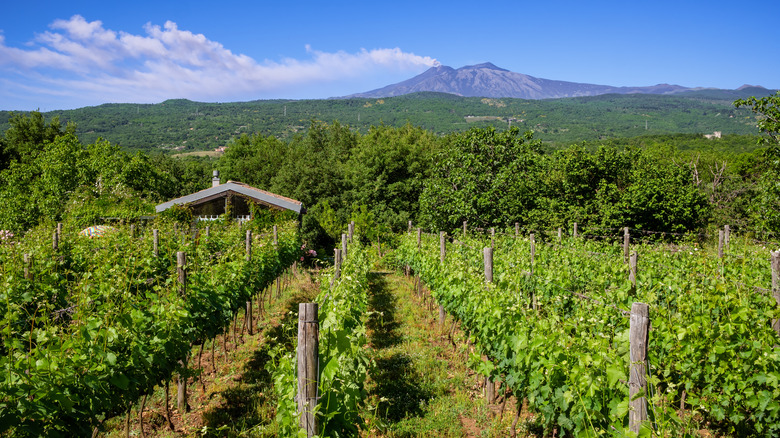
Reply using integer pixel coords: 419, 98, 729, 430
0, 91, 770, 152
0, 92, 777, 258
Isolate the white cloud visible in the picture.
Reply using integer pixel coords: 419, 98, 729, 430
0, 15, 438, 108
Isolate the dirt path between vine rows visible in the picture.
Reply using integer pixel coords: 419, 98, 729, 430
360, 271, 519, 437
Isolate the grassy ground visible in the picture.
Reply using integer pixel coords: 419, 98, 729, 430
99, 266, 538, 437
101, 269, 320, 437
360, 271, 526, 437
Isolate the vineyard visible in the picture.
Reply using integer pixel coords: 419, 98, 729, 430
394, 225, 780, 436
2, 217, 780, 437
0, 220, 300, 437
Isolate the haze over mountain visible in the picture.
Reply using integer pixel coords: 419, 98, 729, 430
343, 62, 765, 99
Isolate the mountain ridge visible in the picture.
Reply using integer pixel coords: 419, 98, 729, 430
342, 63, 760, 100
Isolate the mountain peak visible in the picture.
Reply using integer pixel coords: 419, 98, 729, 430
342, 63, 704, 100
463, 62, 508, 71
737, 84, 766, 90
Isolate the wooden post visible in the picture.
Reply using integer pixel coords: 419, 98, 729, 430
573, 222, 578, 238
246, 230, 252, 261
530, 233, 537, 310
558, 227, 562, 242
297, 303, 319, 437
341, 233, 348, 261
483, 246, 495, 403
483, 247, 493, 284
718, 229, 724, 259
416, 228, 422, 297
176, 251, 189, 414
440, 232, 446, 264
333, 249, 342, 283
629, 302, 650, 433
515, 222, 519, 238
246, 301, 253, 335
153, 229, 159, 257
439, 231, 446, 327
52, 229, 58, 251
205, 226, 210, 237
56, 222, 62, 242
623, 227, 630, 263
349, 221, 355, 242
177, 252, 187, 296
273, 225, 278, 246
490, 228, 495, 248
463, 221, 467, 237
629, 251, 638, 290
130, 224, 136, 239
408, 220, 413, 233
771, 251, 780, 336
724, 225, 730, 249
23, 254, 33, 281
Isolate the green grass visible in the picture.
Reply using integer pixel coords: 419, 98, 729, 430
98, 266, 544, 437
361, 271, 520, 437
100, 270, 318, 437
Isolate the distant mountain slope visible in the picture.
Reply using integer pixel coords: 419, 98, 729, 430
2, 91, 772, 152
344, 62, 765, 99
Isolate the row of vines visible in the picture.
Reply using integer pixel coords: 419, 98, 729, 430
395, 228, 780, 436
0, 220, 300, 437
269, 234, 372, 437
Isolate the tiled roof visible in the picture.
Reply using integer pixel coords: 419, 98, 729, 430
155, 181, 304, 214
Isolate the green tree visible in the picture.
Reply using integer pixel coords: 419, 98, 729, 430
1, 111, 75, 167
735, 92, 780, 234
345, 123, 440, 232
419, 126, 544, 232
735, 91, 780, 145
218, 133, 288, 189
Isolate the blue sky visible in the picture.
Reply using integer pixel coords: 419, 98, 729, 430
1, 0, 778, 111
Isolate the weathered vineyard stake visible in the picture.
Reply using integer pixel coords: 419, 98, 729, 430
332, 248, 342, 286
439, 231, 446, 327
629, 302, 650, 433
52, 229, 58, 251
297, 303, 319, 437
246, 300, 253, 335
530, 234, 537, 310
246, 230, 252, 261
342, 233, 348, 260
23, 254, 33, 281
772, 251, 780, 336
624, 227, 630, 262
416, 228, 422, 297
483, 247, 495, 404
440, 231, 446, 264
629, 252, 638, 291
573, 222, 578, 238
176, 251, 189, 414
